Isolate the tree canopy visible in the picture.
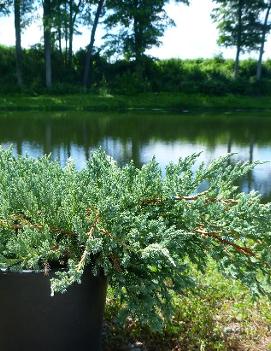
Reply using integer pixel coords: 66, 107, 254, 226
104, 0, 188, 61
212, 0, 266, 77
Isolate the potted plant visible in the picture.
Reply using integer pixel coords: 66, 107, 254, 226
0, 147, 271, 350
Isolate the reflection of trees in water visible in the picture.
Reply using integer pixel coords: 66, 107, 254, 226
247, 137, 255, 192
225, 135, 263, 196
249, 137, 254, 164
82, 121, 90, 161
131, 140, 141, 167
44, 123, 52, 155
227, 136, 232, 154
2, 111, 271, 148
0, 111, 270, 199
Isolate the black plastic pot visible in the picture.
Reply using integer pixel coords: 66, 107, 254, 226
0, 268, 107, 351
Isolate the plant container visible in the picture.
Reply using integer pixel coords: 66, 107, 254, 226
0, 268, 107, 351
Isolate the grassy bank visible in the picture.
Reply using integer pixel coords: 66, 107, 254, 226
1, 93, 271, 112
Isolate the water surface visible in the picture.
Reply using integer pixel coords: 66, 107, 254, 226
1, 110, 271, 200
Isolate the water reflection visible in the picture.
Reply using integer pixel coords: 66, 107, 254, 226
0, 111, 271, 200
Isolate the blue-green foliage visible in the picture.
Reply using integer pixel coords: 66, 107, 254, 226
0, 147, 271, 328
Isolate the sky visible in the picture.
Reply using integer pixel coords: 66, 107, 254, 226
0, 0, 270, 60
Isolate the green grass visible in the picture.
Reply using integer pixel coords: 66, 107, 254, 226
104, 262, 271, 351
1, 93, 271, 112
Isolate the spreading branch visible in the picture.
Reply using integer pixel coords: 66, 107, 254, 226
76, 211, 100, 272
141, 191, 238, 207
195, 226, 255, 257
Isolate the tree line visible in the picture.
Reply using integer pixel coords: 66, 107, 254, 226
0, 0, 271, 91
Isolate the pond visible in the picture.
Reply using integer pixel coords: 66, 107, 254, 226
1, 110, 271, 200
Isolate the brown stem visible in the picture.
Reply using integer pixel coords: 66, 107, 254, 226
141, 191, 238, 206
195, 226, 255, 257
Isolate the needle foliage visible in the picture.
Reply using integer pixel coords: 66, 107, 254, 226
0, 147, 271, 329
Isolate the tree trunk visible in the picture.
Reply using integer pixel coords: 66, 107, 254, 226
68, 0, 73, 66
68, 0, 82, 67
83, 0, 104, 89
234, 46, 241, 79
234, 0, 243, 79
133, 0, 141, 62
256, 1, 271, 81
134, 20, 142, 62
64, 1, 68, 65
57, 0, 62, 55
43, 0, 52, 89
58, 26, 62, 54
14, 0, 23, 88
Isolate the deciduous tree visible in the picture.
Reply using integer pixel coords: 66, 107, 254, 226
14, 0, 35, 88
82, 0, 105, 89
212, 0, 265, 79
43, 0, 53, 88
104, 0, 189, 62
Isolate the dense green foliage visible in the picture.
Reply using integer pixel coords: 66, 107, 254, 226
0, 148, 271, 328
2, 44, 271, 95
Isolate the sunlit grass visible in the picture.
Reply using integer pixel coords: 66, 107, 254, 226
104, 262, 271, 351
1, 93, 271, 112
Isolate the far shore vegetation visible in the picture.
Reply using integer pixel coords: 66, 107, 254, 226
2, 48, 271, 112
